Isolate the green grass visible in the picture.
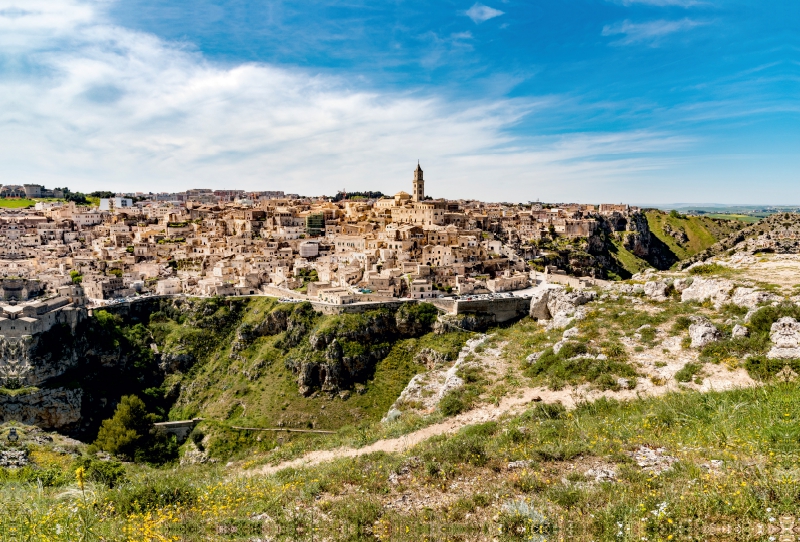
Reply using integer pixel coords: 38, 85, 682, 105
0, 198, 37, 208
608, 239, 651, 277
5, 382, 798, 540
703, 213, 761, 223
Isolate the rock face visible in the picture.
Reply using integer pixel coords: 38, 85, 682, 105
681, 277, 734, 308
529, 286, 595, 329
767, 317, 800, 359
0, 388, 82, 431
689, 316, 721, 349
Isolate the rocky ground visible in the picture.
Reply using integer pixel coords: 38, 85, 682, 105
247, 250, 800, 481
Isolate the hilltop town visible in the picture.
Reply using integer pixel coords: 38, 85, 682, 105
0, 166, 650, 307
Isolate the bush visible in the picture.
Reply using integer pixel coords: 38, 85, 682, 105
439, 390, 467, 416
104, 471, 198, 514
688, 263, 726, 276
671, 316, 692, 334
675, 362, 702, 382
74, 457, 126, 488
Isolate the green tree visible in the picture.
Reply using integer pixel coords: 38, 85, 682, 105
94, 395, 154, 459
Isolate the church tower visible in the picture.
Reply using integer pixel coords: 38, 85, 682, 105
412, 162, 424, 202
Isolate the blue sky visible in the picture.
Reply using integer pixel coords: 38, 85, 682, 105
0, 0, 797, 202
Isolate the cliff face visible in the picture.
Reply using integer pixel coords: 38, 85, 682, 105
0, 297, 456, 438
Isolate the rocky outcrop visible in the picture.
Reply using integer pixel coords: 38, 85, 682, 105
681, 277, 734, 308
644, 280, 670, 301
663, 223, 689, 245
730, 287, 780, 309
386, 335, 487, 416
689, 316, 720, 349
0, 388, 82, 431
529, 286, 596, 329
288, 307, 438, 396
414, 348, 450, 370
767, 317, 800, 359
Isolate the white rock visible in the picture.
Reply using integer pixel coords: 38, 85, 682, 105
585, 467, 617, 483
732, 324, 749, 338
689, 316, 721, 348
731, 287, 781, 309
552, 340, 566, 355
673, 278, 692, 293
644, 280, 669, 300
526, 351, 544, 364
562, 327, 580, 339
681, 277, 734, 308
767, 317, 800, 359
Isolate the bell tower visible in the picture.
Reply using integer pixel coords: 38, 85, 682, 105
412, 162, 424, 202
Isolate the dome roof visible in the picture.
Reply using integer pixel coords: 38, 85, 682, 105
395, 191, 411, 198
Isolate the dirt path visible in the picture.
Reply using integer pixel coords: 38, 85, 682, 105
244, 364, 754, 477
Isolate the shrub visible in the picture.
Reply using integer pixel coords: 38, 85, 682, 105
671, 316, 692, 334
74, 457, 126, 488
689, 263, 726, 276
105, 471, 198, 514
439, 390, 467, 416
675, 362, 702, 382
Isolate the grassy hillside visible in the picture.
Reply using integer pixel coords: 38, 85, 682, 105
646, 210, 742, 261
606, 238, 651, 278
92, 297, 472, 450
7, 383, 796, 540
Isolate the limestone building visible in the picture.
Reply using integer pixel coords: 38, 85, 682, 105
412, 162, 424, 202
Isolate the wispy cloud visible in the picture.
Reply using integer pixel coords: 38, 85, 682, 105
465, 3, 504, 24
0, 0, 693, 202
602, 18, 704, 46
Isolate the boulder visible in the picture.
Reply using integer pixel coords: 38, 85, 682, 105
530, 286, 596, 320
688, 316, 721, 349
767, 317, 800, 359
644, 281, 669, 300
562, 327, 580, 339
529, 288, 555, 320
673, 278, 692, 293
681, 277, 734, 308
731, 287, 781, 309
731, 324, 749, 338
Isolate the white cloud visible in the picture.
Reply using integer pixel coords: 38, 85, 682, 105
465, 3, 504, 24
0, 0, 688, 202
602, 18, 703, 46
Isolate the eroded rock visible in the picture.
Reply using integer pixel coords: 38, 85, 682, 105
767, 317, 800, 359
681, 277, 734, 308
688, 316, 720, 349
731, 287, 781, 309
